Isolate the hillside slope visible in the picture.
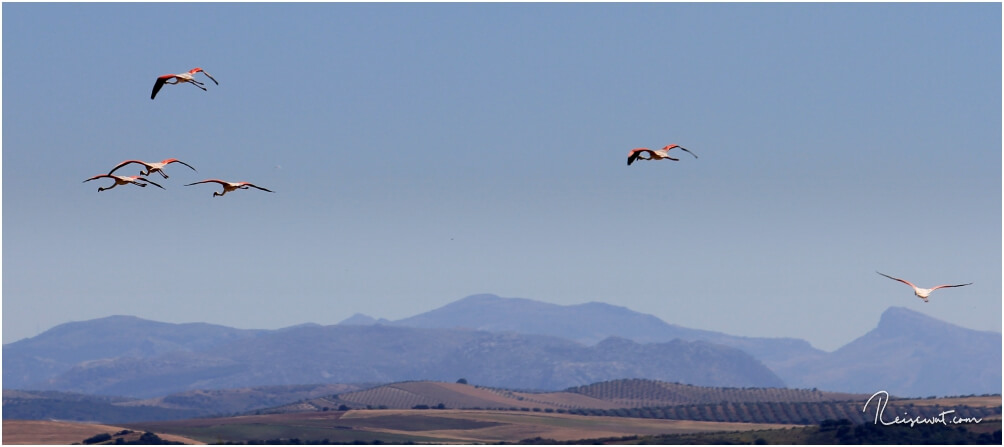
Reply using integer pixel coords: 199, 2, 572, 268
776, 307, 1002, 396
3, 315, 264, 391
21, 324, 782, 397
275, 381, 624, 412
2, 384, 363, 423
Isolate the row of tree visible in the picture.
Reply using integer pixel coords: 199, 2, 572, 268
566, 401, 1002, 425
565, 378, 847, 406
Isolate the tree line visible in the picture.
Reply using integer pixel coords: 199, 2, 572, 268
564, 401, 1002, 425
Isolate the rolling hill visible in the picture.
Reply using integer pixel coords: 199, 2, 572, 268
263, 380, 1000, 428
6, 378, 1000, 431
1, 420, 203, 445
265, 379, 875, 414
1, 384, 363, 423
122, 408, 800, 445
268, 380, 625, 413
564, 378, 868, 407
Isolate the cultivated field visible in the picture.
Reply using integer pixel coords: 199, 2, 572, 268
125, 408, 796, 444
342, 408, 797, 442
5, 380, 999, 444
271, 379, 881, 414
896, 395, 1003, 409
327, 380, 623, 410
566, 378, 871, 407
1, 420, 203, 445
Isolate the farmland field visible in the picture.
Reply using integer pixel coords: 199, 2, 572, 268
285, 380, 624, 412
5, 380, 999, 444
1, 420, 203, 445
125, 408, 796, 444
896, 395, 1003, 409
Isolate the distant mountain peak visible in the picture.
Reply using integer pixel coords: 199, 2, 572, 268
595, 335, 639, 348
780, 305, 1002, 396
337, 313, 392, 326
338, 313, 377, 326
458, 293, 502, 302
877, 306, 955, 326
277, 322, 322, 331
874, 306, 995, 340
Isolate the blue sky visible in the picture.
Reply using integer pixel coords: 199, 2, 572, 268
3, 3, 1000, 352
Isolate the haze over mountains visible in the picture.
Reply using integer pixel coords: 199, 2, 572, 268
4, 294, 1000, 398
348, 294, 1000, 396
376, 294, 825, 366
4, 321, 780, 398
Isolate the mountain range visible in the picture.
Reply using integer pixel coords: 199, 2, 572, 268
4, 317, 781, 398
346, 294, 1001, 396
374, 294, 825, 367
4, 294, 1000, 398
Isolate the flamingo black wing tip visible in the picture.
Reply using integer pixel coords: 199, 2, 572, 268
876, 271, 896, 280
679, 147, 698, 158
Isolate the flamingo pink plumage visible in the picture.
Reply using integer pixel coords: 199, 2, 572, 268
108, 158, 197, 179
83, 174, 165, 192
151, 67, 218, 99
876, 271, 972, 302
627, 144, 697, 166
185, 179, 274, 197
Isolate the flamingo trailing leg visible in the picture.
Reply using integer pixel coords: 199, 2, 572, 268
627, 144, 698, 166
185, 179, 274, 197
151, 67, 218, 99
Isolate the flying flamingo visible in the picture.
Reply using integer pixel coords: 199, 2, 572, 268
108, 158, 197, 179
627, 144, 698, 166
151, 67, 218, 99
185, 179, 274, 197
876, 271, 972, 302
83, 174, 165, 192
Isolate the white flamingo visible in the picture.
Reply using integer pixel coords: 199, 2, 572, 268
627, 144, 697, 166
83, 174, 165, 192
185, 179, 274, 197
151, 67, 218, 99
876, 271, 972, 302
108, 158, 197, 179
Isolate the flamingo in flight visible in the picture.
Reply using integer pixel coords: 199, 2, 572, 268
876, 271, 972, 302
83, 174, 165, 192
151, 67, 218, 99
627, 144, 698, 166
185, 179, 274, 197
108, 158, 197, 179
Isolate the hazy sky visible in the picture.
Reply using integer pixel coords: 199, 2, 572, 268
3, 3, 1000, 351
